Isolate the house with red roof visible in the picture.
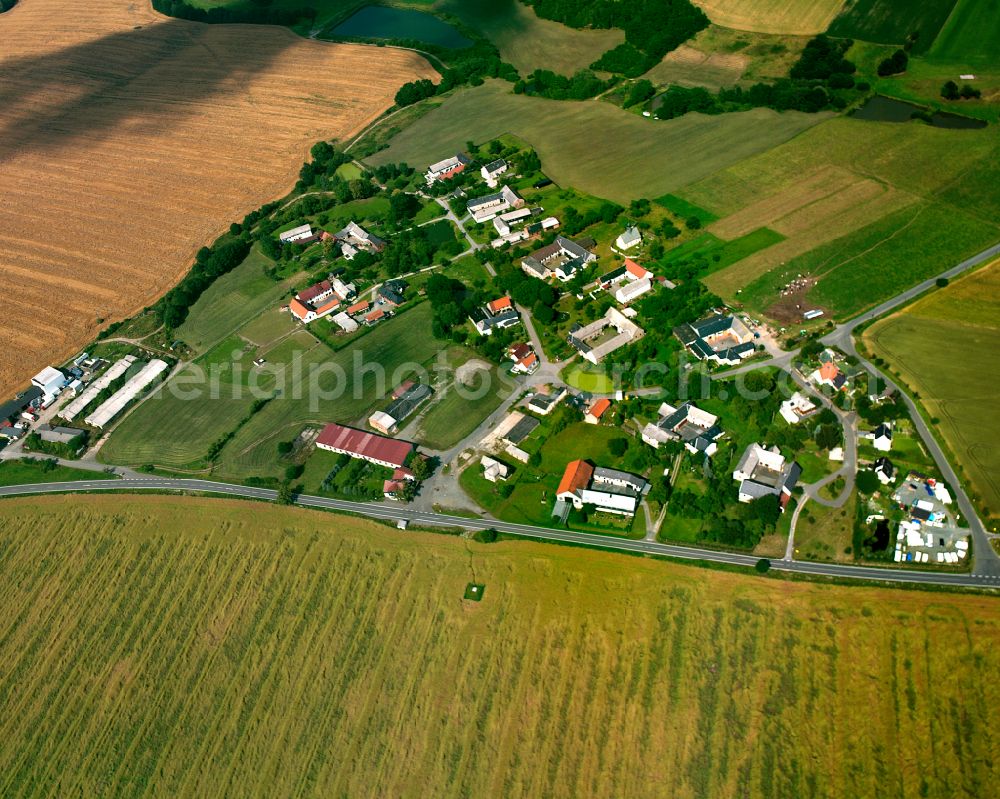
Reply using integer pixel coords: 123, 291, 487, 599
316, 422, 414, 469
810, 359, 847, 391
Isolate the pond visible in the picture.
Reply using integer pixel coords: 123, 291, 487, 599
851, 95, 987, 130
333, 5, 471, 49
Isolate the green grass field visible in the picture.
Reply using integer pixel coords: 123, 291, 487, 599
368, 81, 830, 204
438, 0, 624, 75
864, 260, 1000, 522
735, 201, 999, 317
0, 460, 117, 486
928, 0, 1000, 65
416, 364, 512, 450
678, 116, 1000, 317
2, 494, 999, 797
827, 0, 957, 51
175, 245, 293, 355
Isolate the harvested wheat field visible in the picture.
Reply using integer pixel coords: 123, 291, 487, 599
692, 0, 846, 35
0, 0, 434, 397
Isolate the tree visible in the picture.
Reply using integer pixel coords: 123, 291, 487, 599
685, 216, 702, 230
941, 80, 960, 100
276, 481, 294, 505
856, 469, 879, 494
608, 438, 629, 457
959, 83, 981, 100
936, 277, 950, 288
624, 78, 655, 108
751, 495, 781, 527
755, 558, 771, 574
815, 423, 841, 450
277, 440, 293, 456
284, 463, 304, 481
409, 456, 432, 480
533, 302, 556, 324
877, 50, 908, 77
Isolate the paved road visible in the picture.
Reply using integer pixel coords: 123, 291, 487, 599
2, 477, 998, 589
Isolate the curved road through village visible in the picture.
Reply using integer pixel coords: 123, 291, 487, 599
1, 476, 998, 590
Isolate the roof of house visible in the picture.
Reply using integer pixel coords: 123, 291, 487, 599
557, 459, 594, 496
347, 300, 370, 315
874, 456, 894, 475
378, 285, 405, 306
509, 343, 532, 361
618, 226, 641, 246
518, 352, 538, 370
587, 398, 611, 419
600, 266, 627, 285
289, 298, 311, 321
0, 386, 42, 422
487, 296, 513, 313
504, 415, 540, 445
624, 258, 649, 279
819, 361, 840, 382
483, 158, 507, 173
316, 422, 413, 467
365, 308, 385, 322
297, 279, 332, 303
314, 297, 340, 315
874, 423, 892, 439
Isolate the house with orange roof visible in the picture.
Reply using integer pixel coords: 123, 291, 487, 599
346, 299, 370, 316
555, 460, 647, 517
584, 398, 611, 424
364, 307, 386, 325
288, 278, 342, 324
487, 296, 513, 314
472, 296, 520, 336
624, 258, 650, 280
810, 359, 847, 391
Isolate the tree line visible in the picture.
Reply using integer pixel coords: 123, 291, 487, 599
151, 0, 316, 26
524, 0, 709, 77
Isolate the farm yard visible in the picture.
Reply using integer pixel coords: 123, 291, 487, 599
691, 0, 846, 35
863, 260, 1000, 524
0, 0, 435, 398
367, 80, 831, 205
101, 302, 442, 478
0, 494, 999, 798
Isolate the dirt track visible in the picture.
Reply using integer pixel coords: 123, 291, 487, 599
0, 0, 435, 395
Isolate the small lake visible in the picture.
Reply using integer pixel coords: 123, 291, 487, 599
852, 95, 987, 130
333, 6, 471, 49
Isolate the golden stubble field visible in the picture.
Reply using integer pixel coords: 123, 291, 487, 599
0, 494, 998, 798
0, 0, 435, 397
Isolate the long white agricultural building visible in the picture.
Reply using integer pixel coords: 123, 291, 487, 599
59, 356, 137, 422
85, 359, 168, 429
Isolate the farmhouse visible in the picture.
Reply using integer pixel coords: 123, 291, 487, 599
471, 296, 521, 336
615, 226, 641, 251
36, 424, 84, 445
507, 343, 538, 375
467, 185, 523, 223
871, 422, 893, 452
569, 307, 644, 365
614, 276, 651, 305
585, 398, 611, 425
367, 382, 433, 434
874, 456, 895, 485
31, 366, 67, 405
425, 153, 470, 184
492, 207, 534, 237
378, 279, 407, 308
641, 401, 723, 456
811, 359, 847, 391
278, 224, 318, 244
0, 385, 43, 428
316, 422, 414, 469
480, 455, 511, 483
334, 221, 385, 259
481, 158, 508, 188
779, 392, 818, 425
346, 299, 370, 316
520, 235, 596, 281
555, 460, 648, 516
674, 314, 756, 366
527, 387, 566, 416
289, 278, 343, 324
732, 443, 800, 506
